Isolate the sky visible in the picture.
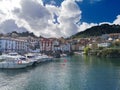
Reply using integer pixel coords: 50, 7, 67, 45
0, 0, 120, 38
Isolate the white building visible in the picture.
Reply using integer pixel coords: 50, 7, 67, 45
52, 40, 60, 51
98, 42, 111, 48
0, 37, 29, 53
60, 43, 71, 52
79, 46, 85, 51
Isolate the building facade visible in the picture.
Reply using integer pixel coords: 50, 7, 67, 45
60, 43, 71, 52
40, 38, 53, 52
0, 37, 28, 53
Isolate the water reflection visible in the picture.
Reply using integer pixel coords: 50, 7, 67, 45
82, 55, 120, 67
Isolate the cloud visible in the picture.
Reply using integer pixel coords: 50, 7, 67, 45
78, 22, 97, 32
50, 0, 56, 5
0, 11, 5, 23
99, 22, 112, 25
0, 19, 27, 33
113, 15, 120, 25
13, 0, 52, 36
57, 0, 81, 37
20, 0, 50, 20
11, 0, 82, 37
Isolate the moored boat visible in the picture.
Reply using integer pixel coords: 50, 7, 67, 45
24, 53, 38, 66
60, 53, 67, 57
33, 53, 53, 63
0, 56, 29, 69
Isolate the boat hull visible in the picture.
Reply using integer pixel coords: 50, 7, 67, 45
0, 61, 27, 69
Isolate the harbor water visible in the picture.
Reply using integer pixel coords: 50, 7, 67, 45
0, 55, 120, 90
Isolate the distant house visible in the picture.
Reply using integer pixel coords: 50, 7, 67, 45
108, 37, 113, 41
101, 34, 109, 40
79, 46, 85, 51
89, 43, 98, 49
60, 43, 71, 52
97, 42, 111, 48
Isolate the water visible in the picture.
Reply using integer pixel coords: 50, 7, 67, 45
0, 55, 120, 90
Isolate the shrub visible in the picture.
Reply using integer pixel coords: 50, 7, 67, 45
98, 48, 120, 57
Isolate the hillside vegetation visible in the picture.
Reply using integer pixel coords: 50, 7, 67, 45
71, 24, 120, 38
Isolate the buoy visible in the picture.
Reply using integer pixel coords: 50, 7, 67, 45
64, 59, 67, 62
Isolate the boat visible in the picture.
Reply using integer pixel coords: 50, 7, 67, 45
60, 53, 67, 57
33, 53, 53, 63
74, 51, 84, 55
25, 53, 53, 65
24, 53, 38, 66
41, 54, 53, 62
0, 56, 29, 69
1, 52, 22, 60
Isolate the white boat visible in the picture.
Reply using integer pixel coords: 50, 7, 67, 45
0, 52, 34, 68
0, 56, 29, 69
0, 56, 3, 60
38, 54, 53, 62
35, 54, 45, 63
26, 53, 53, 63
60, 53, 67, 57
1, 52, 21, 60
25, 53, 38, 66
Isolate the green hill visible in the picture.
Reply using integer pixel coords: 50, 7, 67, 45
71, 24, 120, 38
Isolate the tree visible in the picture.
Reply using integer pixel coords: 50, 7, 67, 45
84, 46, 90, 55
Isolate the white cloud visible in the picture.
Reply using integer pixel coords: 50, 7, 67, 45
78, 22, 97, 32
13, 0, 52, 37
12, 0, 82, 37
0, 19, 27, 33
50, 0, 56, 5
0, 0, 21, 24
43, 0, 81, 37
0, 11, 5, 23
99, 22, 112, 25
113, 15, 120, 25
56, 0, 81, 37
